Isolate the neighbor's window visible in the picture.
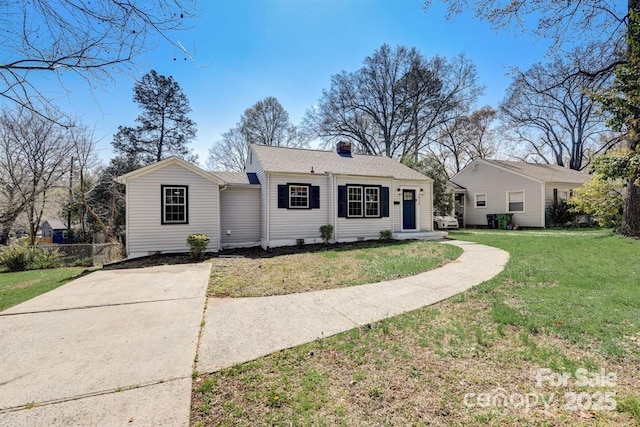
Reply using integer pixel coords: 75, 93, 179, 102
474, 193, 487, 208
553, 188, 570, 204
364, 187, 380, 217
289, 185, 309, 208
507, 191, 524, 212
347, 186, 363, 217
162, 185, 188, 224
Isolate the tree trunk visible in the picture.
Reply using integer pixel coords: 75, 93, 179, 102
0, 215, 18, 245
620, 167, 640, 237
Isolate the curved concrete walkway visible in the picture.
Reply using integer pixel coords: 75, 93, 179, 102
197, 240, 509, 373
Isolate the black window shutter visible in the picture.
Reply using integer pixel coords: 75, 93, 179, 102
310, 186, 320, 209
278, 185, 288, 209
337, 185, 347, 217
381, 186, 390, 217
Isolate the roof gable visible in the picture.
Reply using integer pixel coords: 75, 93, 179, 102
250, 145, 431, 181
487, 160, 591, 184
452, 158, 591, 185
116, 156, 223, 185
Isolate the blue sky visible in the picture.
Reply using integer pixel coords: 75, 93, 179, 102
24, 0, 553, 165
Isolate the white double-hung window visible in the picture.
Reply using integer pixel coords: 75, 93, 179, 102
507, 191, 524, 213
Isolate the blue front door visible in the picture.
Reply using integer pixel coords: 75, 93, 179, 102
402, 189, 416, 230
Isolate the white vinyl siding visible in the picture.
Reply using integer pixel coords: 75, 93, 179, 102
452, 160, 544, 227
267, 173, 330, 245
126, 163, 220, 255
336, 176, 392, 239
220, 187, 261, 248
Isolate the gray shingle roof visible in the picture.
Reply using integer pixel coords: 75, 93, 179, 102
210, 172, 253, 185
42, 219, 67, 230
487, 160, 591, 184
251, 145, 431, 181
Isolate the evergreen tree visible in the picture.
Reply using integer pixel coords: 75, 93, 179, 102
113, 70, 197, 165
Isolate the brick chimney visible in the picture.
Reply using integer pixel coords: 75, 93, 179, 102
336, 141, 352, 157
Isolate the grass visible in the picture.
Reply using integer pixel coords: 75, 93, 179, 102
207, 240, 462, 297
192, 229, 640, 426
0, 267, 91, 311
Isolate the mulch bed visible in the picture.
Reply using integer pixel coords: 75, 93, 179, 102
103, 239, 420, 269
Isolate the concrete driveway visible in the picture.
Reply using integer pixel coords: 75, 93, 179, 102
0, 263, 211, 426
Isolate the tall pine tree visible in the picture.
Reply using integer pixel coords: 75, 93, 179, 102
113, 70, 197, 165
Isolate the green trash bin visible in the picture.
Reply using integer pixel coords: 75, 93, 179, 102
497, 214, 514, 230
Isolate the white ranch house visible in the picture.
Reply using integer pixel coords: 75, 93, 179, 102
117, 143, 437, 258
450, 158, 591, 228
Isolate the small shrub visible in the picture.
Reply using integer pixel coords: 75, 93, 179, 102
0, 245, 31, 272
379, 229, 392, 241
30, 248, 62, 269
186, 234, 210, 260
319, 224, 334, 244
548, 200, 575, 226
0, 245, 61, 271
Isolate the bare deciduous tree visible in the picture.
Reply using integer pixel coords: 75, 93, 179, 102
500, 48, 617, 170
305, 44, 482, 159
207, 128, 247, 172
239, 97, 305, 148
0, 0, 195, 121
69, 126, 121, 242
0, 108, 73, 244
431, 106, 497, 175
208, 97, 306, 172
0, 116, 29, 244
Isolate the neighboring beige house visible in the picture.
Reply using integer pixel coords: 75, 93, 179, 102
450, 158, 591, 228
117, 143, 436, 258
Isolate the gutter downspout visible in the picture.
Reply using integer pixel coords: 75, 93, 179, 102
265, 173, 270, 249
124, 179, 129, 257
218, 185, 227, 251
328, 172, 335, 242
541, 182, 546, 227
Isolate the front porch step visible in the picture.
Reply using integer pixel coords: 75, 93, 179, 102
393, 231, 448, 241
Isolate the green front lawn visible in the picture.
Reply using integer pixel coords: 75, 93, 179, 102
0, 267, 90, 312
208, 240, 462, 297
192, 229, 640, 426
